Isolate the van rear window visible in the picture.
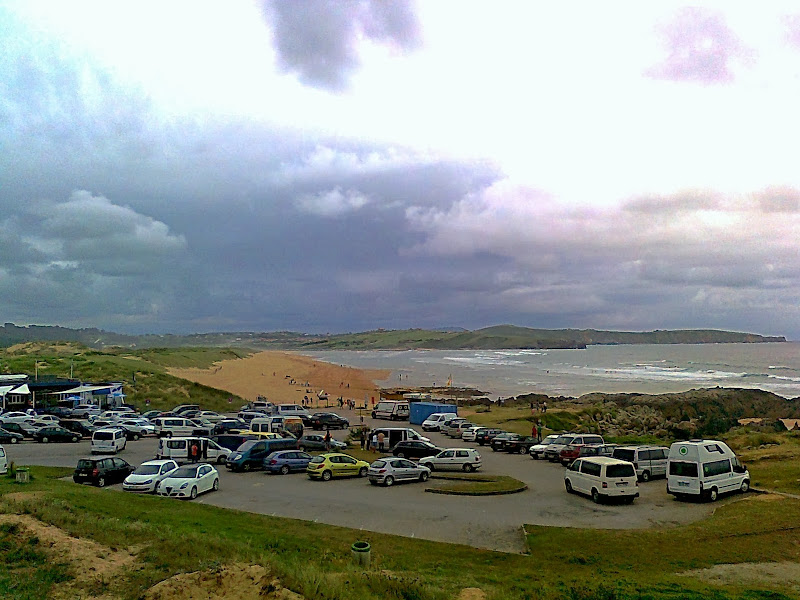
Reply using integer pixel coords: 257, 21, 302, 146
669, 461, 699, 477
94, 432, 113, 440
613, 449, 635, 462
606, 463, 635, 478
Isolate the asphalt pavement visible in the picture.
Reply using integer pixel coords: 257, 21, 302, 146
3, 409, 719, 553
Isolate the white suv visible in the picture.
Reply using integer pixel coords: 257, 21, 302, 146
419, 448, 482, 472
421, 413, 457, 432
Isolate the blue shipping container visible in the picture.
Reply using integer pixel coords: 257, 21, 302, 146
409, 402, 457, 425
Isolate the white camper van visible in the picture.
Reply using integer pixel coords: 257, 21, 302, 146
667, 439, 750, 502
371, 401, 410, 421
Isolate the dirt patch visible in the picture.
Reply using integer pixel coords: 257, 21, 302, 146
143, 563, 305, 600
169, 350, 389, 406
458, 588, 487, 600
680, 561, 800, 592
0, 513, 136, 598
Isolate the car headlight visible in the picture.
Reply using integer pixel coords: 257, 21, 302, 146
179, 482, 189, 489
232, 454, 241, 460
142, 479, 153, 485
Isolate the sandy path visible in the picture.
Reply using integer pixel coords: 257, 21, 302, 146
168, 351, 390, 408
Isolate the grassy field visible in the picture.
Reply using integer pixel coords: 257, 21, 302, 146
1, 468, 799, 600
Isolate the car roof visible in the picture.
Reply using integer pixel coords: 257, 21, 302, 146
577, 456, 632, 465
140, 459, 178, 466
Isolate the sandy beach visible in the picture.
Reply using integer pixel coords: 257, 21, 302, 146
168, 351, 390, 408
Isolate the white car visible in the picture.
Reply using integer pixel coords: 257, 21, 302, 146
529, 434, 560, 460
31, 415, 61, 427
0, 412, 35, 424
460, 426, 482, 442
123, 459, 179, 493
72, 404, 102, 418
419, 448, 482, 472
156, 463, 220, 499
195, 411, 226, 423
118, 419, 156, 437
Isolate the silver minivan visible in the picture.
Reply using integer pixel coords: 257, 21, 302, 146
154, 417, 198, 438
564, 457, 639, 504
91, 428, 127, 454
612, 445, 669, 482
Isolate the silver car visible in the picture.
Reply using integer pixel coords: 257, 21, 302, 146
368, 457, 430, 486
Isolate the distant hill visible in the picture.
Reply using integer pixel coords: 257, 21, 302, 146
0, 322, 785, 351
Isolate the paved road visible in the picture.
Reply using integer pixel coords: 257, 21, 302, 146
3, 410, 721, 553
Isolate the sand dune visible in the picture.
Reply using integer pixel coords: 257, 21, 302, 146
168, 351, 390, 408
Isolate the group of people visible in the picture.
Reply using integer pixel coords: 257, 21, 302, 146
358, 427, 386, 453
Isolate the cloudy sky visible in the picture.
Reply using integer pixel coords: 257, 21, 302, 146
2, 1, 800, 338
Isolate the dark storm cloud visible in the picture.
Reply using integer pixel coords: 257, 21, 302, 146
262, 0, 421, 91
646, 7, 752, 84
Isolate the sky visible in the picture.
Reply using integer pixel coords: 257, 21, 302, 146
2, 1, 800, 338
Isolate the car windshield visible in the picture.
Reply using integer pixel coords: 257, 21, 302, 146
236, 441, 258, 452
170, 466, 199, 478
541, 436, 559, 444
133, 465, 161, 475
553, 436, 571, 444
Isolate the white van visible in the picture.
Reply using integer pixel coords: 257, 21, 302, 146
371, 401, 410, 421
564, 456, 639, 504
153, 417, 201, 438
421, 412, 457, 432
91, 428, 127, 454
612, 446, 669, 482
0, 444, 7, 475
667, 439, 750, 502
274, 404, 310, 418
156, 437, 231, 464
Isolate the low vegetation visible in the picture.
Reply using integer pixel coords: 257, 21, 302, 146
426, 473, 527, 495
2, 468, 800, 599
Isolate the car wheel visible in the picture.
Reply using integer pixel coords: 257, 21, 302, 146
359, 467, 368, 477
420, 471, 429, 482
641, 470, 650, 483
591, 488, 601, 504
322, 470, 332, 481
217, 456, 226, 465
491, 447, 498, 452
426, 463, 435, 471
462, 464, 474, 473
384, 475, 394, 487
565, 479, 573, 494
41, 437, 49, 443
72, 436, 79, 442
369, 480, 377, 485
299, 446, 306, 452
519, 447, 527, 455
708, 487, 719, 502
212, 478, 219, 491
10, 437, 18, 444
190, 486, 198, 500
242, 463, 251, 472
132, 433, 140, 441
166, 432, 173, 438
97, 477, 106, 488
396, 452, 405, 458
531, 453, 539, 460
280, 465, 290, 475
740, 480, 750, 493
624, 496, 635, 505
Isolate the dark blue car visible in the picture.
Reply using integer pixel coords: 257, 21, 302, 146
263, 450, 313, 474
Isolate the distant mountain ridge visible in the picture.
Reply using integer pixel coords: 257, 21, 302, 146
0, 322, 786, 350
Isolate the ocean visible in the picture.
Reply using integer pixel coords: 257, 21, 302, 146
304, 342, 800, 399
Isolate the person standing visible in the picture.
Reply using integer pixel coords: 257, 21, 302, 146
531, 423, 537, 440
324, 429, 331, 451
360, 428, 366, 450
190, 442, 199, 463
371, 432, 378, 453
377, 431, 386, 453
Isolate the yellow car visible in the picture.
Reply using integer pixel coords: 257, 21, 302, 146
306, 453, 370, 481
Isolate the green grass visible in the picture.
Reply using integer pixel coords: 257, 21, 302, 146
426, 473, 527, 495
3, 467, 800, 599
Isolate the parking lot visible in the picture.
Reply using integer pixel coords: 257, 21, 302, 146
3, 411, 719, 553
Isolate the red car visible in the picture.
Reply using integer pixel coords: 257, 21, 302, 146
559, 444, 585, 466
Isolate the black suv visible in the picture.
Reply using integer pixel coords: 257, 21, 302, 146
73, 457, 135, 487
309, 412, 349, 430
475, 428, 505, 446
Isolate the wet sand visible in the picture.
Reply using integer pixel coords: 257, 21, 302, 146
168, 351, 389, 407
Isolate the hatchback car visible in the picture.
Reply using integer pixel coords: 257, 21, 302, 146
419, 448, 482, 472
368, 458, 431, 486
309, 412, 350, 430
391, 440, 441, 460
157, 463, 220, 499
504, 436, 539, 455
73, 456, 135, 487
491, 432, 525, 452
529, 434, 560, 459
306, 453, 370, 481
544, 434, 605, 462
263, 450, 313, 474
460, 426, 483, 442
445, 421, 476, 438
297, 433, 347, 452
123, 459, 179, 493
34, 426, 80, 443
0, 421, 35, 438
118, 419, 156, 437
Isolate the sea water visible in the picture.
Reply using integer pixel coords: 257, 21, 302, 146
304, 342, 800, 399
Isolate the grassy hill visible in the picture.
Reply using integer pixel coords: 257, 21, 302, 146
0, 323, 785, 351
0, 343, 249, 411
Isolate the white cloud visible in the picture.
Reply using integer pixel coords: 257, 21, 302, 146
297, 187, 370, 217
